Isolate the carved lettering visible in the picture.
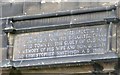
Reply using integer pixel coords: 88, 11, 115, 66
13, 25, 108, 60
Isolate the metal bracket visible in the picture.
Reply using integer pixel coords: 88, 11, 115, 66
104, 17, 119, 24
3, 19, 16, 33
92, 63, 104, 74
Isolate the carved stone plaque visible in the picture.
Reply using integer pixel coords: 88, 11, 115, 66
13, 25, 108, 60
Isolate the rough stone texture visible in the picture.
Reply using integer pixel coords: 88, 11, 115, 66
1, 2, 23, 17
116, 23, 120, 75
0, 2, 114, 17
117, 25, 120, 56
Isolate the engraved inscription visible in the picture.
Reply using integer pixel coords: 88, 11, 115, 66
13, 25, 108, 60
